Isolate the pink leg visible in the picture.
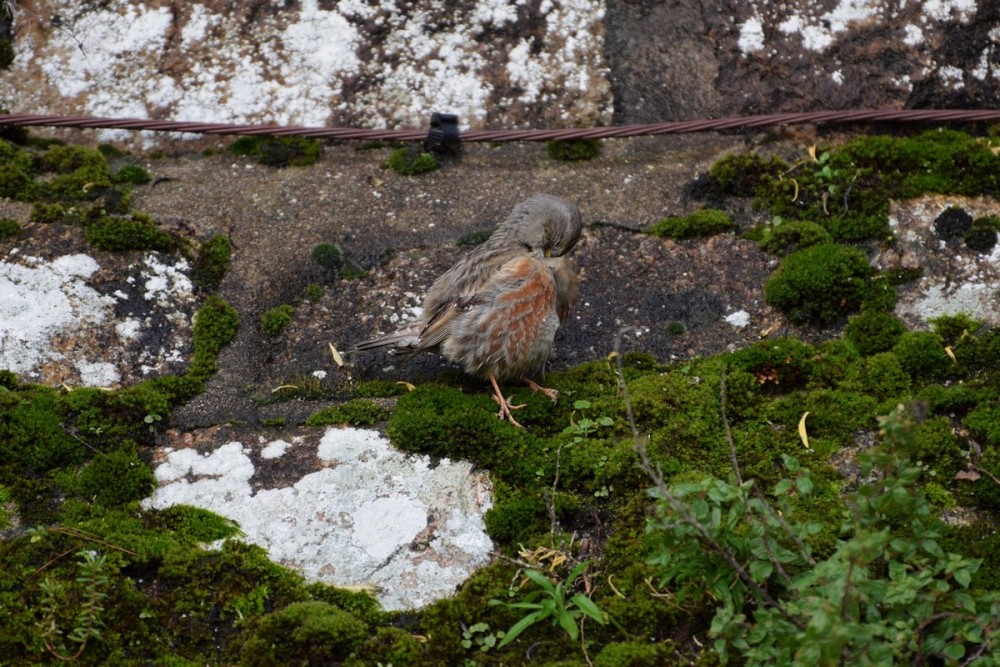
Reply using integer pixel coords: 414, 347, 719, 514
489, 374, 527, 427
523, 377, 559, 403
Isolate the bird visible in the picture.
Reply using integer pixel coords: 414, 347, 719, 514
355, 194, 582, 426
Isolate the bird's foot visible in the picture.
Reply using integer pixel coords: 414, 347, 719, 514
523, 377, 559, 403
493, 393, 527, 427
489, 374, 526, 427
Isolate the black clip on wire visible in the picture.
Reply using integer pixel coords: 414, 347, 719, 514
424, 112, 460, 153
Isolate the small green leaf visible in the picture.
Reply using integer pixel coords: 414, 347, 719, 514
497, 611, 545, 648
571, 593, 606, 624
557, 610, 579, 641
523, 569, 555, 593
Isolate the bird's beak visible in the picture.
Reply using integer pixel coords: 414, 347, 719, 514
544, 248, 552, 257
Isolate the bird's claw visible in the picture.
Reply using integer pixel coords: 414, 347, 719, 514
493, 393, 527, 427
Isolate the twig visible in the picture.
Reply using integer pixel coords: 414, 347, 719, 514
719, 369, 743, 485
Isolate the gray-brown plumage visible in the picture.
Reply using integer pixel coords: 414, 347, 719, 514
355, 194, 582, 426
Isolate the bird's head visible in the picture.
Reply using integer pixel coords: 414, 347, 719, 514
493, 193, 583, 257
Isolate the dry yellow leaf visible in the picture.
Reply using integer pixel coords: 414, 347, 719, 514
396, 381, 416, 391
808, 145, 818, 161
798, 411, 811, 450
944, 346, 957, 364
271, 384, 299, 393
329, 342, 344, 367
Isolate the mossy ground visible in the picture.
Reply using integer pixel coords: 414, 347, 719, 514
3, 128, 1000, 665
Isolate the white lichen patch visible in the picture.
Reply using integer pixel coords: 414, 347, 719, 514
5, 0, 611, 146
144, 428, 494, 611
0, 250, 198, 386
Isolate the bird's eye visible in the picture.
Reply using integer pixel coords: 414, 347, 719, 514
522, 242, 533, 252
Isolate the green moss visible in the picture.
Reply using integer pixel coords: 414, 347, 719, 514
851, 352, 911, 401
303, 283, 324, 302
190, 295, 240, 379
352, 379, 410, 398
0, 217, 20, 238
191, 234, 232, 293
157, 505, 241, 542
546, 138, 602, 162
112, 164, 152, 185
311, 242, 342, 270
844, 310, 907, 356
729, 337, 814, 392
0, 160, 34, 200
764, 243, 871, 324
304, 399, 389, 426
260, 304, 295, 337
385, 146, 438, 176
229, 136, 323, 167
647, 208, 735, 240
61, 440, 155, 508
757, 219, 832, 255
892, 331, 953, 381
708, 153, 788, 197
386, 384, 547, 485
911, 417, 964, 479
595, 641, 677, 667
84, 212, 176, 251
239, 601, 367, 666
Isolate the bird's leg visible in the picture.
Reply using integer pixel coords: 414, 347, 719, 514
522, 377, 559, 403
489, 374, 526, 427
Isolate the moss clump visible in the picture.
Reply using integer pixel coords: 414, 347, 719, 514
191, 234, 232, 293
965, 215, 1000, 253
190, 295, 240, 379
0, 160, 33, 200
893, 331, 953, 381
647, 208, 735, 240
0, 217, 21, 238
385, 146, 438, 176
311, 242, 341, 270
757, 219, 832, 255
844, 310, 907, 356
729, 337, 814, 391
594, 641, 676, 667
239, 601, 368, 667
112, 164, 152, 185
304, 283, 324, 302
84, 212, 176, 252
352, 379, 410, 398
260, 304, 295, 337
764, 242, 871, 324
229, 135, 322, 167
708, 153, 788, 197
304, 399, 389, 426
545, 138, 602, 162
60, 440, 155, 508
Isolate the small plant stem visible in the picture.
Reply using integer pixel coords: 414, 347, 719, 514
719, 369, 743, 485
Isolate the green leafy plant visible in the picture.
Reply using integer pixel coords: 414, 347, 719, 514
490, 560, 607, 648
645, 405, 1000, 665
562, 399, 614, 445
385, 146, 438, 176
460, 621, 505, 654
37, 550, 111, 662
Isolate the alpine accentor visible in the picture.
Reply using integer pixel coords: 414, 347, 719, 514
355, 194, 582, 426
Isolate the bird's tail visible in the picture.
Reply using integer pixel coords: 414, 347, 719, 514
353, 325, 423, 352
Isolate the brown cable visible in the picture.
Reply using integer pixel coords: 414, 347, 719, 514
2, 109, 1000, 143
